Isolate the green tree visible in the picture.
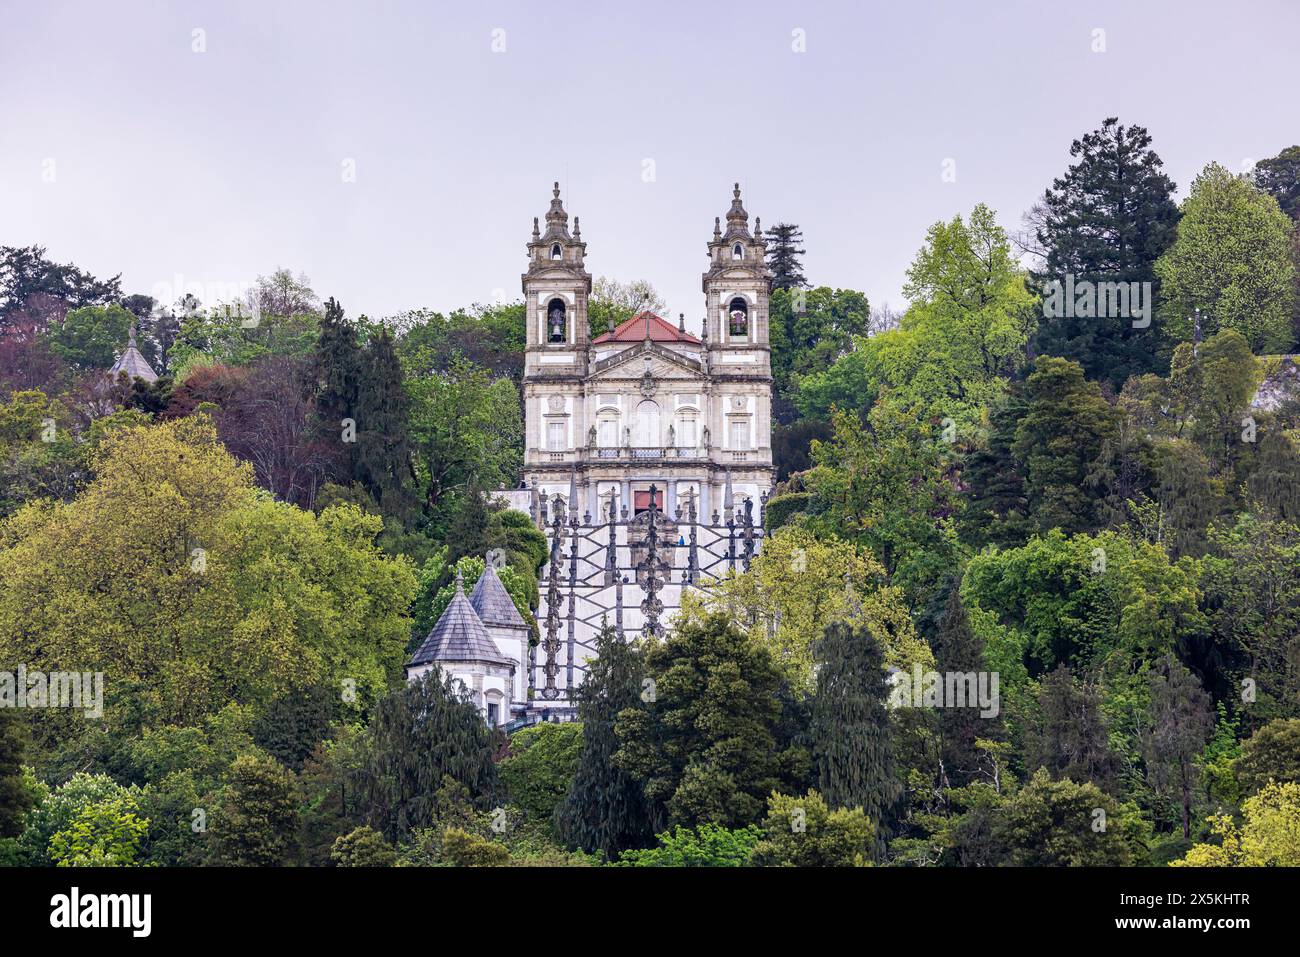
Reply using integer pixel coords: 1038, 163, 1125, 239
614, 611, 796, 829
330, 825, 397, 867
211, 752, 300, 866
354, 325, 414, 515
48, 797, 148, 867
1143, 655, 1214, 838
0, 713, 34, 837
749, 790, 874, 867
1156, 162, 1296, 353
1031, 117, 1181, 385
556, 623, 657, 856
0, 244, 121, 322
1235, 719, 1300, 794
1173, 781, 1300, 866
811, 619, 898, 858
499, 723, 583, 824
46, 303, 135, 371
1253, 146, 1300, 221
615, 823, 761, 867
311, 296, 363, 478
1028, 666, 1118, 790
932, 589, 994, 788
359, 669, 498, 841
764, 222, 807, 291
1014, 356, 1117, 534
990, 768, 1131, 865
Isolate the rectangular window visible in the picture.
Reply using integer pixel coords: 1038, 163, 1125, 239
599, 418, 617, 447
679, 418, 697, 448
487, 703, 499, 725
548, 422, 566, 451
730, 419, 749, 451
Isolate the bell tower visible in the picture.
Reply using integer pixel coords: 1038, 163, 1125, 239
702, 183, 772, 369
523, 182, 591, 376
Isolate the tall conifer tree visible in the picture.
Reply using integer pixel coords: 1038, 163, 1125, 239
764, 223, 807, 291
355, 326, 414, 514
554, 623, 656, 857
811, 618, 899, 860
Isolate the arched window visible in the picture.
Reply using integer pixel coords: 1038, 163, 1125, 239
547, 298, 567, 343
732, 243, 744, 260
728, 297, 749, 338
550, 243, 563, 260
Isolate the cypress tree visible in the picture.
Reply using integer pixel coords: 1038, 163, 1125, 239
764, 223, 807, 291
811, 618, 900, 860
355, 325, 414, 515
1029, 665, 1119, 792
359, 669, 498, 842
312, 296, 363, 481
554, 623, 656, 857
1248, 431, 1300, 524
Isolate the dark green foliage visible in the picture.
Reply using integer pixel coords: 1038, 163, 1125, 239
251, 685, 335, 772
1248, 431, 1300, 524
1028, 666, 1118, 791
1235, 719, 1300, 794
772, 419, 833, 479
0, 244, 122, 322
811, 619, 898, 858
763, 491, 810, 531
354, 326, 414, 516
0, 712, 33, 837
359, 669, 498, 842
614, 612, 795, 829
960, 392, 1030, 547
210, 752, 300, 866
989, 768, 1132, 865
311, 297, 363, 477
1255, 146, 1300, 221
764, 222, 807, 291
1143, 655, 1214, 838
556, 624, 656, 856
1014, 356, 1116, 534
1032, 118, 1181, 386
933, 589, 994, 788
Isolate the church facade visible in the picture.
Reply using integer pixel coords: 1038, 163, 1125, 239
408, 183, 776, 725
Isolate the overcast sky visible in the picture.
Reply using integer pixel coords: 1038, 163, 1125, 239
3, 0, 1298, 326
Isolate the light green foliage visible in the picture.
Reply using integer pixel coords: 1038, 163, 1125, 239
796, 205, 1033, 431
616, 823, 761, 867
990, 768, 1131, 866
750, 790, 874, 867
48, 796, 148, 867
1235, 719, 1300, 794
330, 825, 397, 867
16, 772, 143, 866
46, 303, 135, 370
1156, 162, 1296, 352
1174, 781, 1300, 866
769, 286, 870, 398
498, 723, 583, 824
0, 417, 417, 731
689, 526, 931, 691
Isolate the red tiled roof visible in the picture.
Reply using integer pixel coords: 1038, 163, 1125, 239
593, 311, 701, 344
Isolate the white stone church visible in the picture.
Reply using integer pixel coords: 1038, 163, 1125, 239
407, 183, 775, 725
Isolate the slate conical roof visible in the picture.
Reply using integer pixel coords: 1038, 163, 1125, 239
408, 572, 513, 668
110, 324, 158, 383
469, 563, 527, 630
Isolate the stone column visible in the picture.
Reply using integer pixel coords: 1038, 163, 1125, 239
621, 479, 631, 516
667, 479, 677, 515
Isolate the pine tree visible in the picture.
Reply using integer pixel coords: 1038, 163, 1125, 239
1033, 118, 1181, 386
554, 623, 657, 857
811, 618, 900, 860
0, 712, 33, 838
210, 753, 300, 866
932, 588, 994, 788
355, 326, 414, 515
359, 668, 498, 842
764, 223, 807, 291
960, 391, 1030, 547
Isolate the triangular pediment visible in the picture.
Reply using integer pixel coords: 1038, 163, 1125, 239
588, 340, 704, 381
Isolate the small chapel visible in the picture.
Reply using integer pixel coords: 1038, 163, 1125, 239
408, 183, 776, 726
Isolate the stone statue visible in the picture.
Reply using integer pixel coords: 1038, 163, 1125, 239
587, 424, 597, 448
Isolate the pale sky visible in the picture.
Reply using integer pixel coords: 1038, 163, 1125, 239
3, 0, 1298, 325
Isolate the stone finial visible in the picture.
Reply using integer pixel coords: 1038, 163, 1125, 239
454, 569, 465, 596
